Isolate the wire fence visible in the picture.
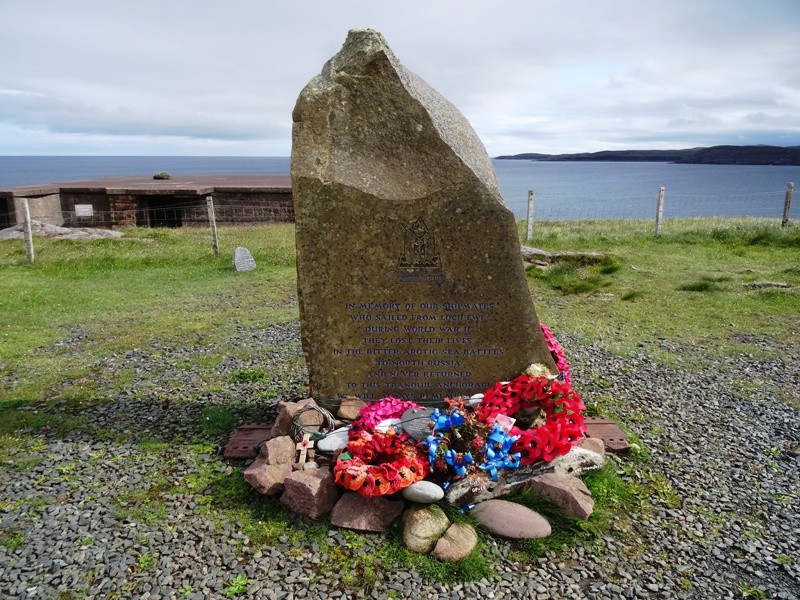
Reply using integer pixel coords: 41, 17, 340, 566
0, 203, 293, 231
516, 183, 794, 238
58, 205, 293, 228
1, 184, 795, 261
504, 188, 790, 220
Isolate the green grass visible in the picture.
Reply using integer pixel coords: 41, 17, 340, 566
200, 405, 238, 436
228, 368, 273, 383
0, 530, 25, 550
0, 225, 298, 405
223, 574, 251, 597
520, 218, 800, 367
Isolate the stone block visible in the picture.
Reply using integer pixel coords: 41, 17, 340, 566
527, 472, 594, 520
243, 462, 292, 496
280, 469, 339, 519
259, 435, 297, 466
329, 492, 405, 532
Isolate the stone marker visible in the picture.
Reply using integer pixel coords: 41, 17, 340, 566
291, 28, 555, 408
233, 246, 256, 272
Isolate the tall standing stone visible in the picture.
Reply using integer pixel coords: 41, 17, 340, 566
291, 29, 555, 406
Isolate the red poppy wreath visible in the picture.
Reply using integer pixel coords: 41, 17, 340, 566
476, 373, 586, 464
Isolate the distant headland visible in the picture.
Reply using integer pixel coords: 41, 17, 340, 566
495, 145, 800, 166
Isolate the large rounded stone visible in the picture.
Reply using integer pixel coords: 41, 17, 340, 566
470, 499, 551, 539
432, 523, 478, 562
401, 480, 445, 504
402, 504, 450, 554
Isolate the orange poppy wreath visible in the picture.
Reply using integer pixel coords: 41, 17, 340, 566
334, 429, 431, 497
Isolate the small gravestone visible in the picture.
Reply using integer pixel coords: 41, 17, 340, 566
233, 247, 256, 272
292, 29, 555, 407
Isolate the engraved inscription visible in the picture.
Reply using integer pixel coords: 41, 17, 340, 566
331, 301, 505, 400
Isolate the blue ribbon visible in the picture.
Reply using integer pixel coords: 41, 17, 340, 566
479, 423, 522, 482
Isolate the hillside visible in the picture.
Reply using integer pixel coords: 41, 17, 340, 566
496, 145, 800, 165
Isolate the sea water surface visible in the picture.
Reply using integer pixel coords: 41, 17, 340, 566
0, 156, 796, 220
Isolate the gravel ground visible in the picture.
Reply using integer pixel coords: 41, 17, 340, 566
1, 322, 798, 599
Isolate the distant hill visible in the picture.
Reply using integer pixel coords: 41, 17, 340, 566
496, 145, 800, 165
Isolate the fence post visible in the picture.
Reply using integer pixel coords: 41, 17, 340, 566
526, 190, 534, 240
21, 197, 35, 264
206, 195, 219, 257
782, 182, 794, 227
655, 186, 665, 236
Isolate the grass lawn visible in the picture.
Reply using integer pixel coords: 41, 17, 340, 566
2, 217, 798, 404
519, 217, 800, 366
1, 225, 298, 403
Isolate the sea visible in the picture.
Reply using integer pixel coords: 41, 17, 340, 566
1, 156, 797, 221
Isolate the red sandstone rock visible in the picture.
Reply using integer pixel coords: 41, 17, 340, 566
243, 462, 292, 496
272, 398, 318, 437
259, 435, 297, 465
243, 435, 297, 495
337, 396, 366, 421
432, 523, 478, 562
280, 469, 339, 519
329, 492, 405, 532
527, 472, 595, 520
578, 436, 606, 458
470, 499, 551, 539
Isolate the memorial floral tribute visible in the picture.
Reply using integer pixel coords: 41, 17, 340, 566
334, 429, 431, 497
332, 324, 585, 496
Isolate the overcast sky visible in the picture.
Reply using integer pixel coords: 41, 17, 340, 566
1, 1, 799, 156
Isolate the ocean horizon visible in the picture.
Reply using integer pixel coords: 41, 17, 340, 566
1, 155, 797, 221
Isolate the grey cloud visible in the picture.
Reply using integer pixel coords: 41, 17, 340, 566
0, 89, 289, 141
1, 0, 799, 154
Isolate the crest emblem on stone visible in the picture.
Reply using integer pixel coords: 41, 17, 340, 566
398, 218, 442, 271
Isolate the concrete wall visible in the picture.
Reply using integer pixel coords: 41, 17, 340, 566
1, 179, 295, 229
12, 194, 64, 227
59, 189, 294, 229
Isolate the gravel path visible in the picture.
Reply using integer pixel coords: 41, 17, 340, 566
1, 322, 798, 599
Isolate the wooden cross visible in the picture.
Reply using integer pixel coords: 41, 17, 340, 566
296, 433, 314, 465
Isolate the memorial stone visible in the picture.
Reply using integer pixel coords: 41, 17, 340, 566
291, 28, 555, 407
233, 246, 256, 272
